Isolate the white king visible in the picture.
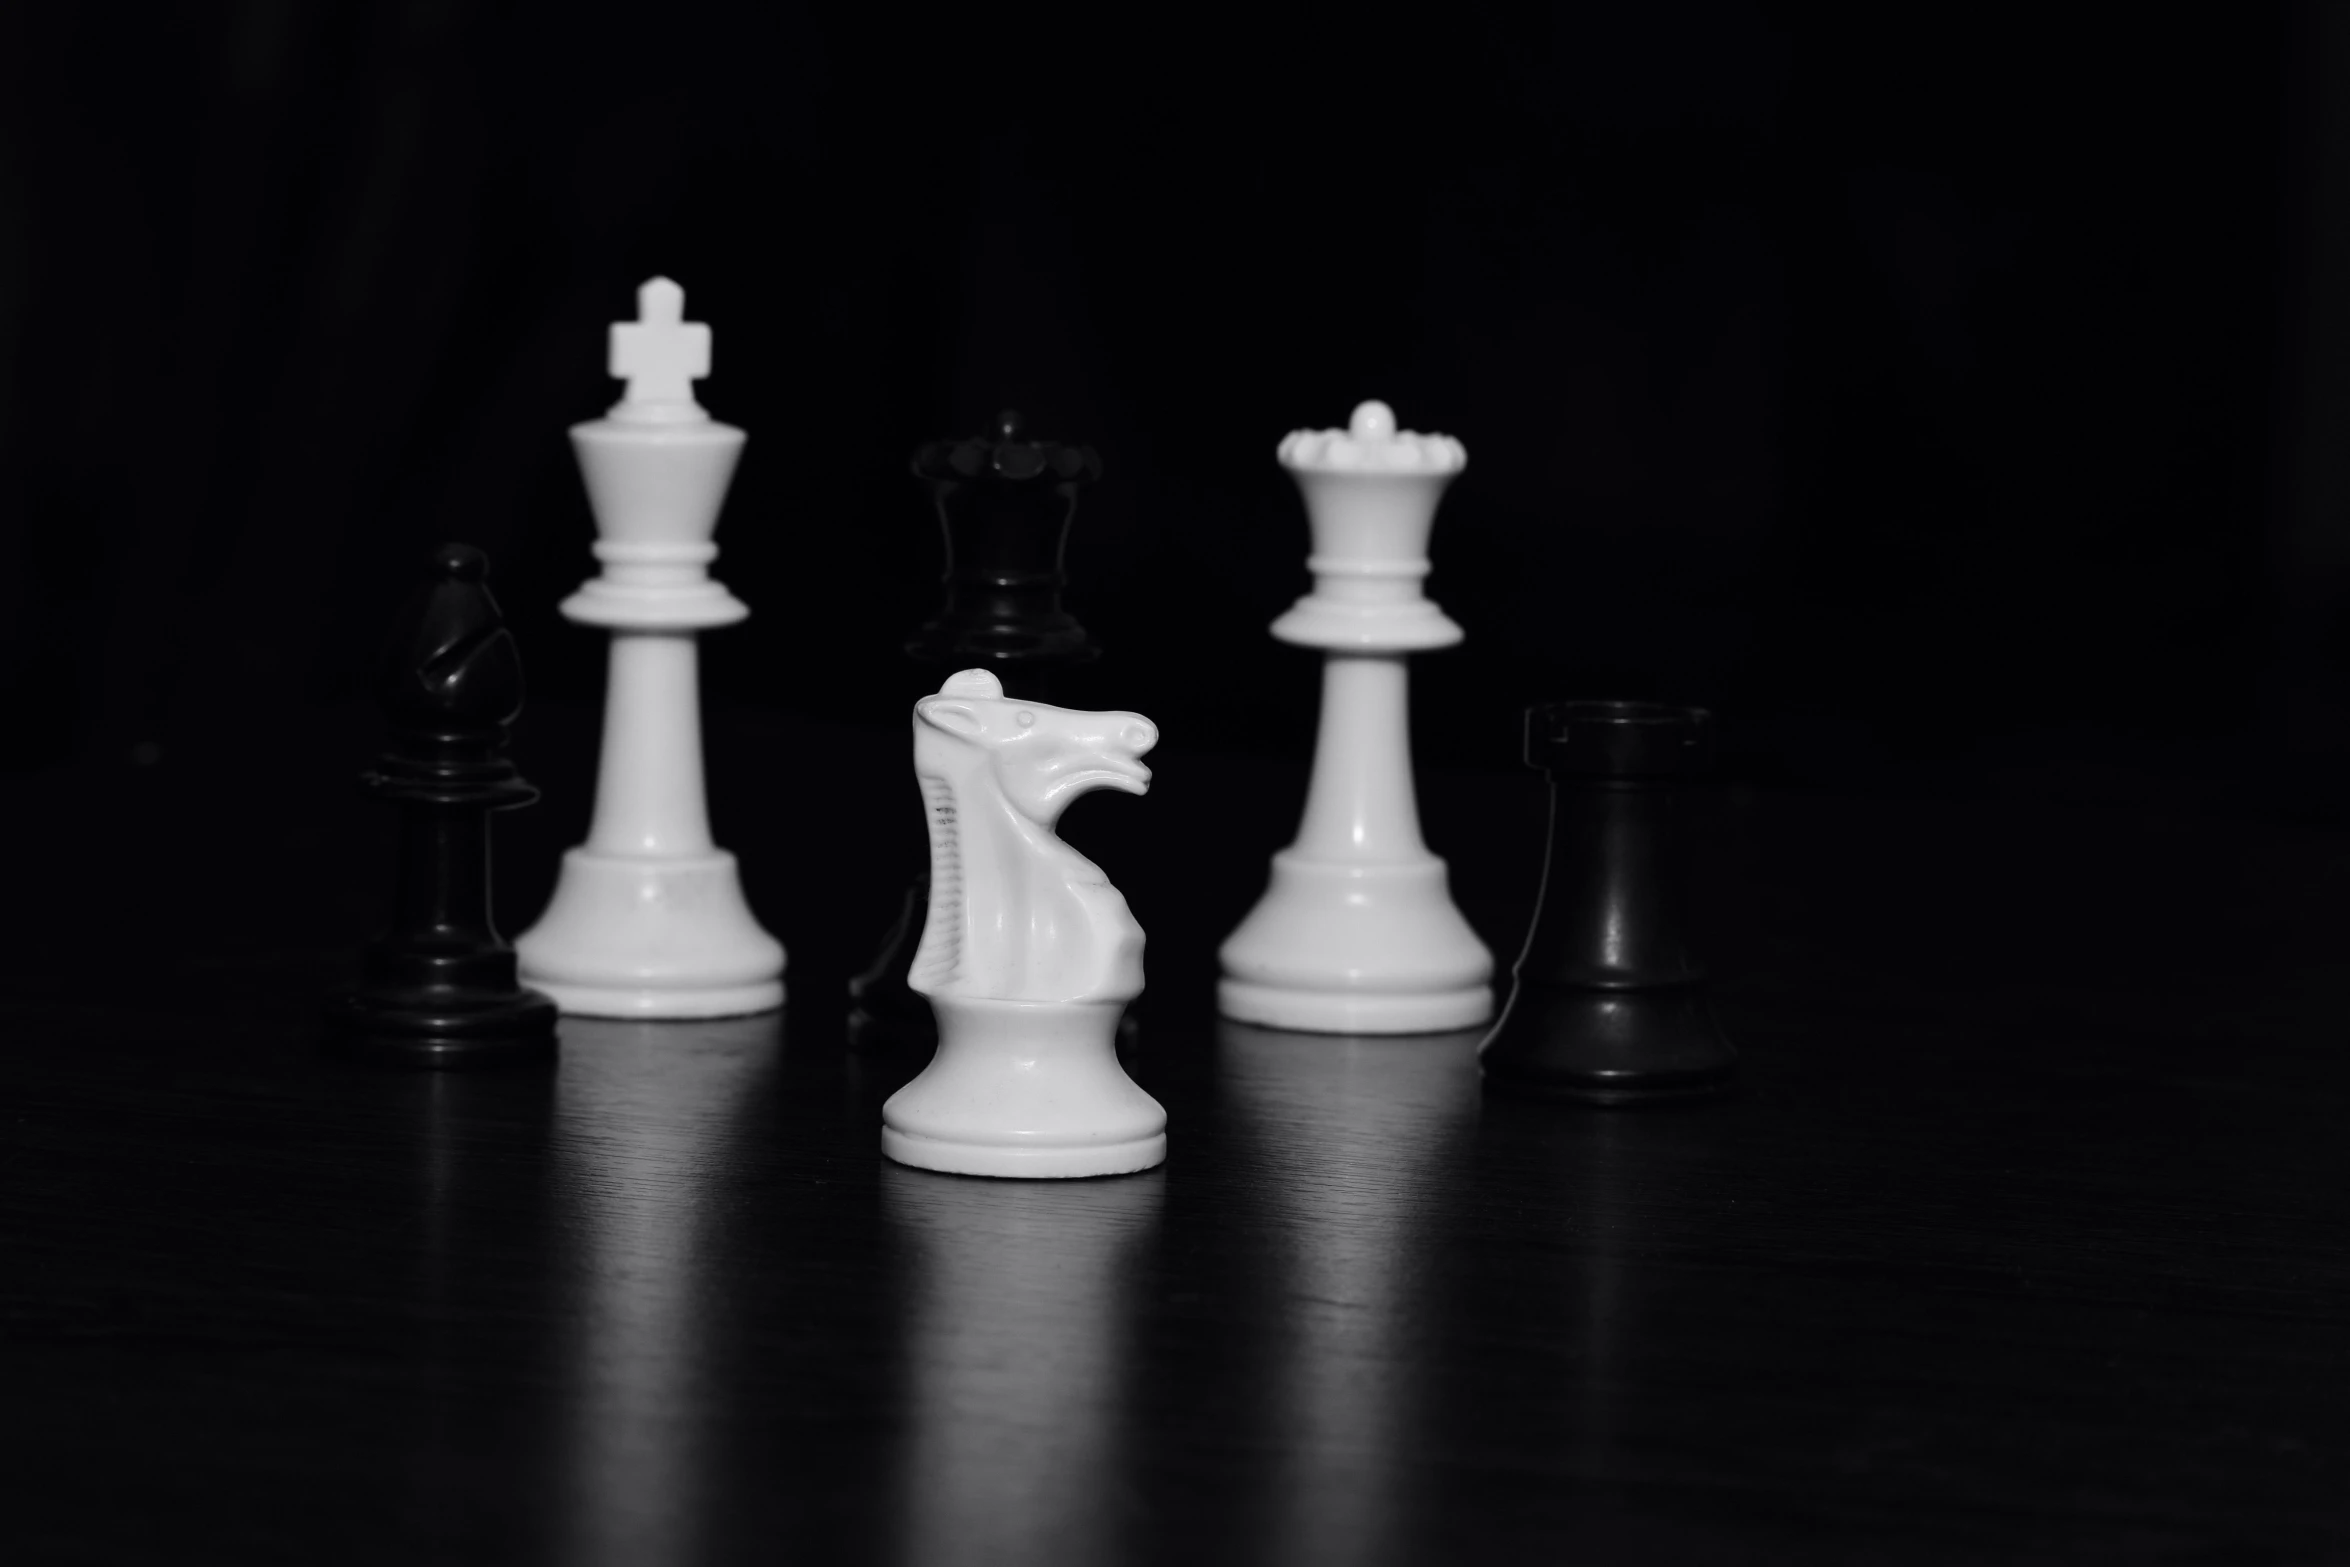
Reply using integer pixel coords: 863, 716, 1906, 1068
515, 278, 785, 1018
1217, 400, 1494, 1034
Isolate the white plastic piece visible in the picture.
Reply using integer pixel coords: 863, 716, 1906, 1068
1217, 401, 1494, 1034
607, 276, 711, 422
881, 670, 1167, 1178
515, 279, 784, 1019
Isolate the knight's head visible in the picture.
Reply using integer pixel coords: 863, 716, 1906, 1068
914, 669, 1157, 824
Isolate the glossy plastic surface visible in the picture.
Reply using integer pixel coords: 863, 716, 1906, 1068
904, 410, 1102, 668
882, 669, 1166, 1177
324, 543, 558, 1067
1219, 402, 1493, 1034
515, 279, 783, 1018
1269, 400, 1468, 653
1480, 700, 1736, 1103
853, 411, 1106, 1043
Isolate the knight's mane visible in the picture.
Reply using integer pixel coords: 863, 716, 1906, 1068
908, 768, 963, 991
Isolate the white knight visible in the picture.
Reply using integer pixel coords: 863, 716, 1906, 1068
881, 669, 1167, 1178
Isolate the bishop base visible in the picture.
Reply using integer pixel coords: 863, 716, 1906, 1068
325, 983, 557, 1070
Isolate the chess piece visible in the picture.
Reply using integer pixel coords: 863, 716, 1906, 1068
881, 669, 1165, 1177
514, 278, 784, 1019
1479, 700, 1737, 1104
326, 544, 559, 1067
904, 410, 1102, 671
850, 411, 1104, 1042
1218, 400, 1494, 1034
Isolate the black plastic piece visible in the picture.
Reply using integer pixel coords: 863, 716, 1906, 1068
852, 411, 1105, 1043
324, 543, 558, 1068
903, 409, 1102, 669
1479, 700, 1736, 1105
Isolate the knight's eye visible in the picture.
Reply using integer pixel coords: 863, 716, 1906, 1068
1015, 710, 1037, 728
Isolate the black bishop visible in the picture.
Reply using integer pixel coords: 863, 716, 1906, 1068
324, 543, 558, 1067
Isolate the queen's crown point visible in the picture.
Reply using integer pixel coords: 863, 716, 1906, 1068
1280, 400, 1467, 474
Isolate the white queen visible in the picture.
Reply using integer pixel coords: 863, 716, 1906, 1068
1218, 401, 1494, 1034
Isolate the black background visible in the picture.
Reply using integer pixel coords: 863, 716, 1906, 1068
2, 3, 2343, 808
9, 15, 2350, 1560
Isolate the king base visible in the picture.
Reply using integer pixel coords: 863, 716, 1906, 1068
881, 997, 1166, 1179
517, 848, 784, 1019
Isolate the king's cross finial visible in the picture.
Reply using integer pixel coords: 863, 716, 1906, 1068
608, 276, 711, 414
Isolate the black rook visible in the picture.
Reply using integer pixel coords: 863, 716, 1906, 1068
1480, 700, 1735, 1104
324, 543, 558, 1068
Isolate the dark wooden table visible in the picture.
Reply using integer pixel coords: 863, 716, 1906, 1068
7, 706, 2350, 1563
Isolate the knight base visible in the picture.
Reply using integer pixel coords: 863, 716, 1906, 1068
516, 848, 784, 1019
882, 997, 1167, 1178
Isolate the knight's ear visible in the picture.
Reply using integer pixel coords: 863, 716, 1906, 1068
918, 698, 985, 738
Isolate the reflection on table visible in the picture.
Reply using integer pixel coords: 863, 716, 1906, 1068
1214, 1020, 1484, 1566
549, 1014, 785, 1567
880, 1160, 1164, 1567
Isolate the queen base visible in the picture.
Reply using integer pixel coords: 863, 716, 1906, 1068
881, 997, 1166, 1179
1217, 852, 1494, 1035
1216, 976, 1494, 1035
516, 848, 784, 1019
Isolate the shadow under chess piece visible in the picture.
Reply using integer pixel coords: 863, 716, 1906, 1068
324, 543, 558, 1068
850, 411, 1104, 1046
1479, 700, 1735, 1105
